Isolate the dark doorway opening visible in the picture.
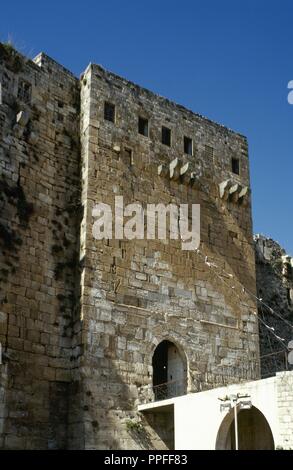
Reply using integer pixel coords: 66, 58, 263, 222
216, 406, 275, 450
152, 340, 187, 401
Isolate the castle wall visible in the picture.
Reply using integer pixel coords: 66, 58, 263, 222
0, 48, 260, 449
0, 46, 81, 449
77, 64, 259, 449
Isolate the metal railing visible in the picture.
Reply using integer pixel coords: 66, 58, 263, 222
260, 349, 290, 378
153, 379, 187, 401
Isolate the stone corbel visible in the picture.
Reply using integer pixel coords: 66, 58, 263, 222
229, 183, 241, 203
169, 157, 180, 180
158, 159, 196, 186
16, 110, 30, 127
238, 186, 249, 204
13, 109, 30, 138
158, 164, 168, 177
219, 179, 249, 204
219, 179, 232, 200
179, 162, 190, 184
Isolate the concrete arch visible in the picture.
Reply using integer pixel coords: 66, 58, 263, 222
215, 405, 275, 450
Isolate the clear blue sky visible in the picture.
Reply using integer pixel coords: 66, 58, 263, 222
1, 0, 293, 253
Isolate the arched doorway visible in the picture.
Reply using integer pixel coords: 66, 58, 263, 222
216, 406, 275, 450
152, 340, 187, 401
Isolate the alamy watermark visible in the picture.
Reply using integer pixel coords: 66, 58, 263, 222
288, 80, 293, 104
92, 196, 200, 250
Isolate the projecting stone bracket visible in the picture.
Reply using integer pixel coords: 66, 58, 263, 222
219, 179, 249, 204
219, 180, 233, 200
13, 109, 31, 139
169, 157, 180, 180
180, 162, 190, 183
16, 110, 30, 127
113, 144, 121, 153
158, 164, 168, 177
158, 159, 197, 185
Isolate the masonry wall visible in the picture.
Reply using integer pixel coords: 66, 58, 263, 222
0, 48, 261, 449
78, 64, 260, 449
0, 46, 81, 449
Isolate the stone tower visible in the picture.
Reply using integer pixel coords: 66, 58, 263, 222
0, 45, 259, 449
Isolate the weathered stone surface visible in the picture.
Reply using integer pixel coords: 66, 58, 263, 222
0, 44, 260, 449
0, 46, 81, 449
77, 62, 259, 449
254, 235, 293, 378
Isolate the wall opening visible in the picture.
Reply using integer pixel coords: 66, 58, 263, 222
184, 136, 193, 155
231, 157, 240, 175
104, 101, 115, 122
162, 126, 171, 146
152, 340, 187, 401
216, 405, 275, 450
138, 116, 149, 137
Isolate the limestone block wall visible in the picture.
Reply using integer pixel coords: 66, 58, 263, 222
0, 46, 81, 449
77, 64, 260, 449
0, 47, 261, 449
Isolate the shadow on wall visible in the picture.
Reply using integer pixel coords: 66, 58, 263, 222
215, 405, 275, 450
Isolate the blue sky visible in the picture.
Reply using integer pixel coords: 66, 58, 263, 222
1, 0, 293, 253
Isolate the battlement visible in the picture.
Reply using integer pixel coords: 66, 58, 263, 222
89, 62, 247, 139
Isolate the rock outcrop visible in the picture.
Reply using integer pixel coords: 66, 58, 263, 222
255, 235, 293, 377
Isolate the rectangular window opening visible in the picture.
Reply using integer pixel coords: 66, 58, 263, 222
17, 80, 32, 104
232, 157, 240, 175
138, 117, 148, 137
104, 101, 115, 123
184, 136, 193, 155
162, 126, 171, 146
